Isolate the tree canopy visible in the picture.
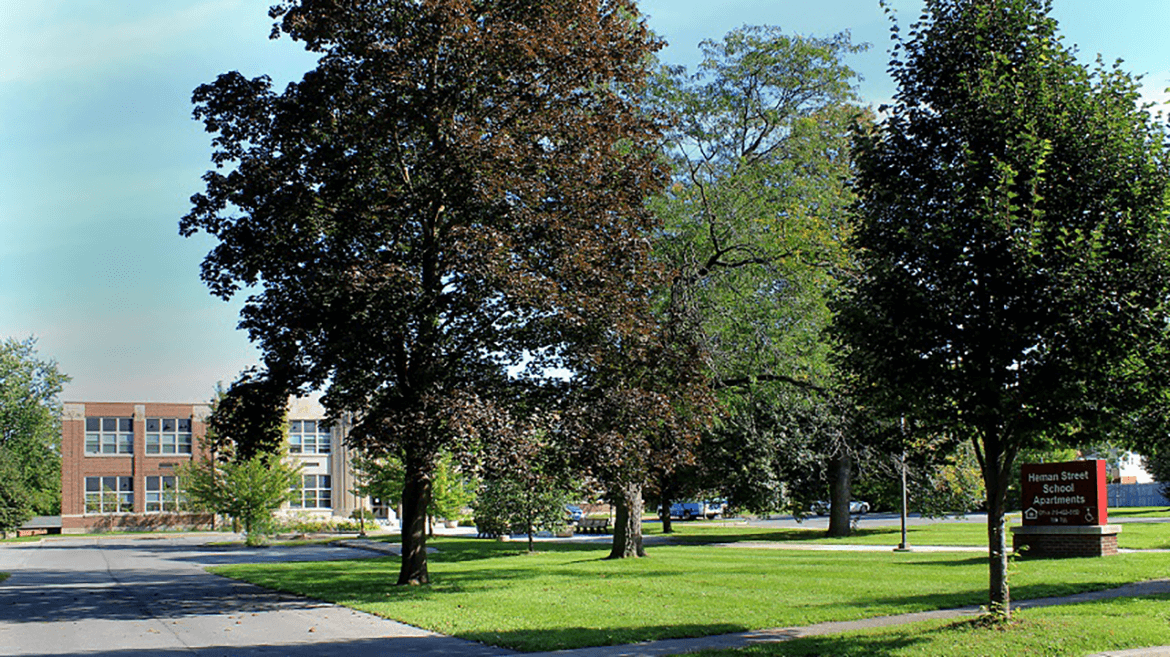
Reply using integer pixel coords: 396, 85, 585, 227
0, 337, 70, 524
182, 0, 671, 584
838, 0, 1170, 616
648, 25, 867, 532
205, 370, 290, 462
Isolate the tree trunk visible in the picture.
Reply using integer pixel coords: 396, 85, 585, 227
526, 502, 536, 553
659, 494, 674, 534
982, 436, 1014, 617
827, 451, 853, 537
607, 481, 646, 559
397, 456, 433, 586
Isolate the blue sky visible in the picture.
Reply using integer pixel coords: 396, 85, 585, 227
2, 1, 1169, 403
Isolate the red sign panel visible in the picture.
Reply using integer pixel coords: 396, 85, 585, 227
1020, 460, 1107, 526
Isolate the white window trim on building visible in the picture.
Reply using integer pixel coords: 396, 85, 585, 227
144, 475, 184, 512
85, 417, 133, 455
290, 474, 332, 509
288, 420, 332, 454
84, 476, 133, 513
145, 417, 193, 455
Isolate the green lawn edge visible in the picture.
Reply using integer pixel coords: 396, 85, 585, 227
208, 526, 1170, 652
689, 594, 1170, 656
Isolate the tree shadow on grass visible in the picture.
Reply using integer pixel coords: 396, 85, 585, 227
735, 630, 934, 656
462, 622, 751, 653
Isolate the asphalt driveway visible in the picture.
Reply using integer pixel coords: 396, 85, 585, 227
0, 535, 511, 656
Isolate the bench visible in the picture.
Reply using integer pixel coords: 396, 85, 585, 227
575, 517, 611, 534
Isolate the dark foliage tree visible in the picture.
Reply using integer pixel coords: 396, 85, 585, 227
838, 0, 1170, 616
565, 346, 711, 558
0, 337, 69, 517
206, 369, 290, 462
473, 418, 576, 553
182, 0, 670, 584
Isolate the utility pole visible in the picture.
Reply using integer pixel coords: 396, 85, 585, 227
895, 417, 911, 552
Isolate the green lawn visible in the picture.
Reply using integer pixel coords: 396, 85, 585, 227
1110, 506, 1170, 519
648, 514, 1170, 550
692, 595, 1170, 656
210, 530, 1170, 652
0, 535, 48, 544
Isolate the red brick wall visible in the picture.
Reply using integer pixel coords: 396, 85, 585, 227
1012, 532, 1119, 557
61, 402, 213, 532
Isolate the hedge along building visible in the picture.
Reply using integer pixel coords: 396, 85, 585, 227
60, 397, 377, 533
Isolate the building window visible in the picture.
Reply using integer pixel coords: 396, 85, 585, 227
84, 476, 133, 513
288, 420, 331, 454
84, 418, 133, 455
290, 474, 332, 509
145, 476, 184, 512
146, 418, 193, 454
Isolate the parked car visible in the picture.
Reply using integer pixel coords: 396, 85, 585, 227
565, 504, 585, 523
811, 500, 871, 516
668, 500, 724, 520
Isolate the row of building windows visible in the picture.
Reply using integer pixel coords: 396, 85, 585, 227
82, 474, 333, 513
84, 418, 331, 456
84, 476, 183, 513
85, 417, 193, 455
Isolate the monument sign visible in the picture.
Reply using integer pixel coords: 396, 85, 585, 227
1020, 459, 1107, 526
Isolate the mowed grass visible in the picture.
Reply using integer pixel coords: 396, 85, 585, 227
692, 595, 1170, 656
646, 513, 1170, 550
209, 531, 1170, 652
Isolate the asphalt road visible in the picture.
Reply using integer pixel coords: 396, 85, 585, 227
0, 535, 512, 657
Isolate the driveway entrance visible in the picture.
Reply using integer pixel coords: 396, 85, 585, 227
0, 535, 510, 656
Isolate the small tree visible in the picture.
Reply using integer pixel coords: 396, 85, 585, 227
473, 413, 579, 553
430, 452, 476, 526
179, 453, 301, 546
472, 476, 573, 553
351, 450, 405, 521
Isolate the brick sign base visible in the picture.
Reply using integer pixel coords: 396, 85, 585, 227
1010, 524, 1121, 557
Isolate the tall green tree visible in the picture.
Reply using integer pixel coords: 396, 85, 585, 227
838, 0, 1170, 616
649, 26, 867, 535
182, 0, 670, 584
0, 337, 70, 518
